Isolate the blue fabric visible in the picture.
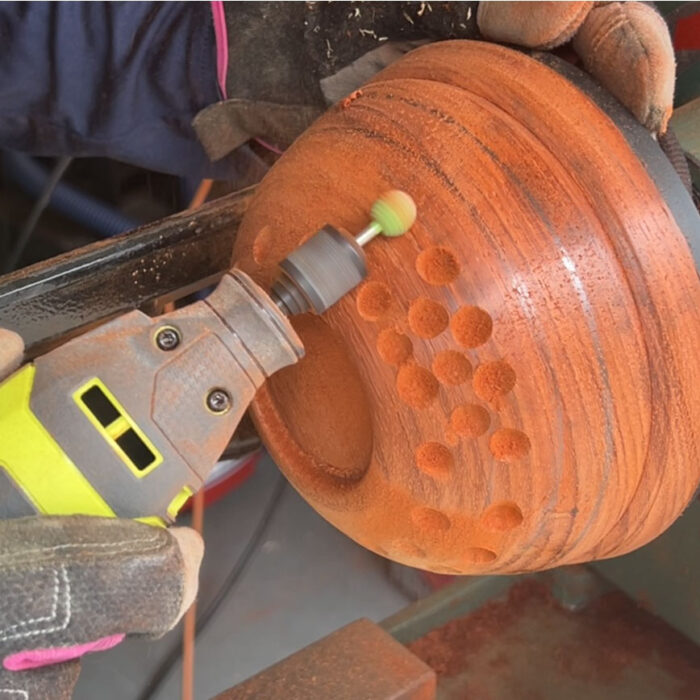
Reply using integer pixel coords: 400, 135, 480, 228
0, 2, 221, 177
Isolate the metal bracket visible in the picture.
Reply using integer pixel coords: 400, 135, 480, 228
0, 186, 255, 358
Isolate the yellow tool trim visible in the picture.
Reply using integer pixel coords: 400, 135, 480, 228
0, 365, 115, 517
134, 487, 192, 527
105, 416, 129, 440
74, 378, 163, 478
136, 515, 167, 528
167, 485, 193, 520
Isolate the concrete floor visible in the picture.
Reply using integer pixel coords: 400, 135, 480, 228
74, 454, 410, 700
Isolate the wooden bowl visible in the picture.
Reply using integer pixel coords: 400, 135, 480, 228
233, 41, 700, 574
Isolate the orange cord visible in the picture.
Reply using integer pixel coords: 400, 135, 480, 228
182, 489, 205, 700
162, 180, 214, 316
181, 179, 213, 700
188, 179, 214, 211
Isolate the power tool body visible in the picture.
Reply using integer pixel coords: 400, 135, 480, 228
0, 191, 416, 525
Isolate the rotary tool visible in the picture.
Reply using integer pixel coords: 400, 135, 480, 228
0, 190, 416, 525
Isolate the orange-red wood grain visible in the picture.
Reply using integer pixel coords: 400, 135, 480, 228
233, 41, 700, 574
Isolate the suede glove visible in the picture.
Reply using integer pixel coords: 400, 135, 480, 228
195, 1, 675, 161
478, 1, 675, 133
0, 330, 204, 700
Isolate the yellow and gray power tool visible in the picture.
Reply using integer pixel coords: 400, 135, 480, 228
0, 191, 415, 526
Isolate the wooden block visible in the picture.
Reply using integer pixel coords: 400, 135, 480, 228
214, 619, 436, 700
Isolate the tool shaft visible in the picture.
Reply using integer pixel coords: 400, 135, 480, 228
354, 222, 383, 247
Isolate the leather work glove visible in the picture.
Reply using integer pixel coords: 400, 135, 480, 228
195, 1, 675, 161
0, 330, 204, 700
477, 1, 675, 133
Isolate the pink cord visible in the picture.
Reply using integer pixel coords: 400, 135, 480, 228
210, 1, 229, 99
254, 138, 284, 155
210, 4, 285, 155
4, 634, 125, 671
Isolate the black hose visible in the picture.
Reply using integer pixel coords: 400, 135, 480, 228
2, 157, 73, 273
2, 151, 139, 239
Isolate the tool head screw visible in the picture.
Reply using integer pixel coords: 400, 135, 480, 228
207, 388, 232, 414
156, 327, 180, 351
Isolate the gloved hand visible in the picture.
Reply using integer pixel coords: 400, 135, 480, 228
477, 1, 674, 133
195, 1, 675, 161
0, 330, 204, 700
